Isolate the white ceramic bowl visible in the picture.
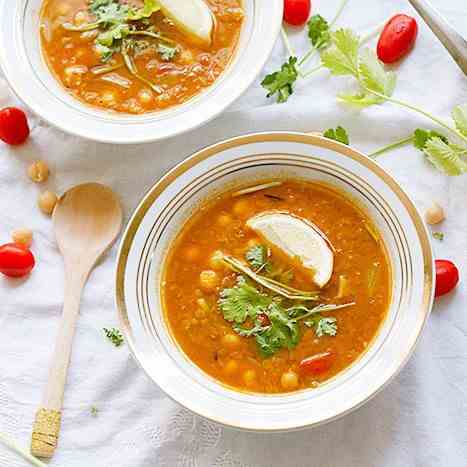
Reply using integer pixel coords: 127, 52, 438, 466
0, 0, 282, 144
116, 132, 434, 431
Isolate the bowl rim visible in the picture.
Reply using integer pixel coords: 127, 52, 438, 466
115, 131, 434, 431
0, 0, 283, 144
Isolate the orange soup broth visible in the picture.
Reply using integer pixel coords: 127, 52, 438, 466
162, 180, 391, 393
40, 0, 243, 113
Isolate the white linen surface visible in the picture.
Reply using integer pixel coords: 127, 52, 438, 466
1, 1, 466, 466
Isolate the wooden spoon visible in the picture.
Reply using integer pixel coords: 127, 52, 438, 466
31, 183, 122, 458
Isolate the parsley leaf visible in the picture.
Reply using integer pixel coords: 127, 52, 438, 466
103, 327, 124, 347
423, 137, 467, 176
233, 322, 270, 337
432, 232, 444, 241
307, 15, 331, 49
316, 317, 337, 337
219, 277, 272, 323
323, 126, 349, 145
157, 42, 178, 61
452, 104, 467, 137
261, 56, 299, 103
245, 245, 271, 272
413, 129, 448, 150
97, 22, 130, 47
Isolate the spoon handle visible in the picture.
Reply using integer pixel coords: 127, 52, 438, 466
31, 268, 88, 458
408, 0, 467, 75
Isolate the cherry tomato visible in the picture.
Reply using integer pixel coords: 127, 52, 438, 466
377, 14, 418, 64
299, 351, 335, 375
284, 0, 311, 26
435, 260, 459, 297
257, 313, 271, 326
0, 243, 35, 278
0, 107, 30, 145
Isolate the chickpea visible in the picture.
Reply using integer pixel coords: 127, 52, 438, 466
138, 89, 153, 105
232, 199, 250, 218
223, 359, 238, 375
74, 10, 88, 26
243, 369, 256, 387
196, 297, 210, 312
425, 202, 445, 225
209, 250, 225, 270
217, 213, 233, 227
194, 308, 206, 319
38, 191, 58, 216
281, 371, 299, 390
199, 270, 219, 292
11, 228, 33, 247
27, 160, 49, 183
101, 91, 116, 107
179, 49, 194, 64
56, 3, 71, 16
221, 333, 241, 348
184, 245, 200, 262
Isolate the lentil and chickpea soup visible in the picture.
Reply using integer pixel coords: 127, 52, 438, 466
163, 180, 390, 393
39, 0, 243, 113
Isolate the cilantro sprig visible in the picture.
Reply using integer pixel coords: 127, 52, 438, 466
218, 255, 354, 357
103, 327, 124, 347
323, 126, 349, 145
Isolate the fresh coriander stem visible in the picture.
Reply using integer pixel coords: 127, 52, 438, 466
0, 432, 47, 467
302, 64, 324, 78
299, 0, 350, 68
281, 27, 296, 58
368, 135, 414, 157
366, 89, 467, 144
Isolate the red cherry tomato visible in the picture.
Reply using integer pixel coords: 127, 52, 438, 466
284, 0, 311, 26
377, 14, 418, 64
0, 107, 30, 145
0, 243, 35, 278
435, 260, 459, 297
299, 351, 335, 375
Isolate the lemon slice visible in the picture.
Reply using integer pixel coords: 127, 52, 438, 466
246, 212, 334, 288
159, 0, 214, 47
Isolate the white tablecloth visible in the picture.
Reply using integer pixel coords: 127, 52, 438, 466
1, 1, 466, 466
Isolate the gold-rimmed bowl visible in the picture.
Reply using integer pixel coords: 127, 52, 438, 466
115, 132, 434, 431
0, 0, 283, 143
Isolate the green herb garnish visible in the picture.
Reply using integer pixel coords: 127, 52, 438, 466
323, 126, 349, 145
156, 42, 178, 61
91, 406, 99, 417
103, 327, 124, 347
433, 232, 444, 241
307, 15, 331, 50
261, 56, 299, 103
245, 245, 271, 272
218, 264, 354, 357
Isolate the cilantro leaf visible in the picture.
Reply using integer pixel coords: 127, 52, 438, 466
261, 56, 298, 103
245, 245, 271, 272
307, 15, 331, 49
218, 277, 272, 323
423, 137, 467, 176
97, 22, 130, 47
157, 42, 178, 61
315, 317, 337, 337
323, 126, 349, 145
432, 232, 444, 241
255, 303, 299, 357
233, 322, 270, 337
413, 129, 448, 150
452, 104, 467, 137
358, 48, 397, 99
103, 327, 124, 347
128, 0, 161, 21
321, 29, 360, 76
